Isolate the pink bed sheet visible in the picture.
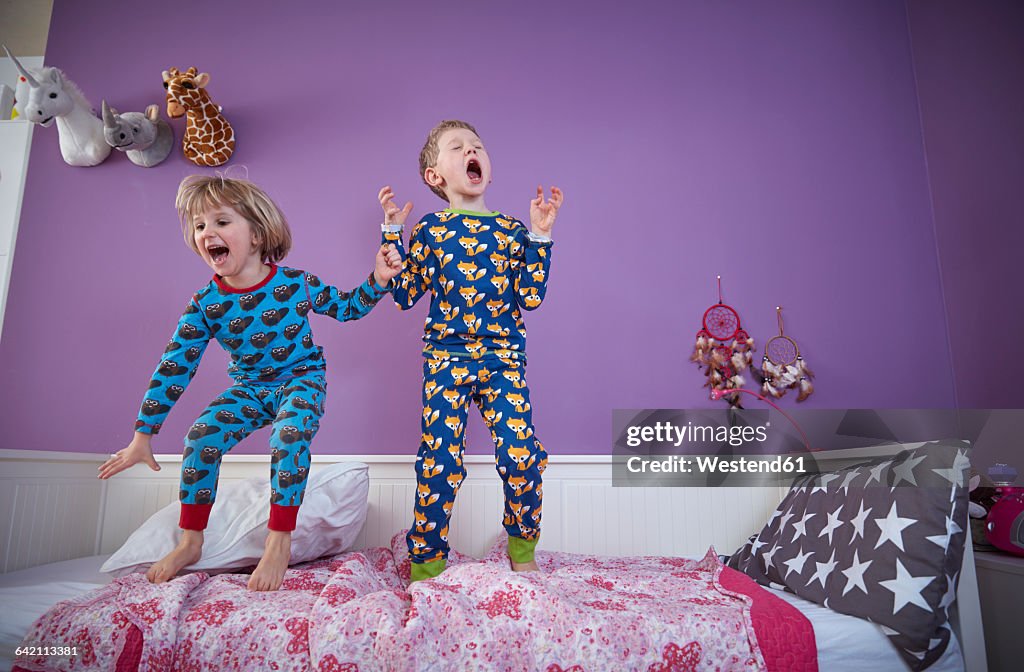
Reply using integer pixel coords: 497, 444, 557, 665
14, 535, 816, 672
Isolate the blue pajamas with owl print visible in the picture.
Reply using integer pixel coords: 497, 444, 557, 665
135, 264, 387, 531
179, 372, 325, 530
384, 209, 552, 572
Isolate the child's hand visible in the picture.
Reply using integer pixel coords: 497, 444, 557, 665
374, 243, 403, 288
529, 186, 563, 238
378, 185, 413, 226
98, 432, 161, 479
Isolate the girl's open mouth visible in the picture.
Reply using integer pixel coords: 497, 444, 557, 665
467, 159, 482, 183
208, 245, 229, 264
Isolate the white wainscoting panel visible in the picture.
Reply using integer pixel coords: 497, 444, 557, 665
0, 451, 106, 572
0, 450, 786, 571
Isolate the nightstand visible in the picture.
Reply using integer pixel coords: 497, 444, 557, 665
973, 549, 1024, 672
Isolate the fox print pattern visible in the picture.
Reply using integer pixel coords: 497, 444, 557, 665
407, 357, 547, 563
386, 211, 552, 566
386, 211, 552, 363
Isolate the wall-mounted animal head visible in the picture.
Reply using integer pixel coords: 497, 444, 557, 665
101, 101, 174, 167
102, 101, 158, 150
5, 46, 73, 127
161, 65, 235, 166
161, 66, 208, 118
3, 44, 110, 166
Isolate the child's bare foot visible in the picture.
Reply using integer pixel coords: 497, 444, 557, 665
248, 530, 291, 591
147, 530, 203, 583
510, 558, 539, 572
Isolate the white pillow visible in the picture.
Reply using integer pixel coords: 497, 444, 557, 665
101, 461, 369, 575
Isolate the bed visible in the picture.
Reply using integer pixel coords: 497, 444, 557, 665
0, 441, 982, 671
1, 543, 966, 671
0, 554, 112, 672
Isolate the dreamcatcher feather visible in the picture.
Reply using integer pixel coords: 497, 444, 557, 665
691, 277, 754, 408
760, 307, 814, 401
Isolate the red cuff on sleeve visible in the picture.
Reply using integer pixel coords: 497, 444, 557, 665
134, 421, 160, 435
179, 503, 213, 530
269, 504, 300, 532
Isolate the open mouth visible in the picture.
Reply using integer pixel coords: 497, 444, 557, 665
207, 245, 229, 264
466, 159, 482, 183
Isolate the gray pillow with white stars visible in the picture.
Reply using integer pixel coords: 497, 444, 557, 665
727, 440, 970, 671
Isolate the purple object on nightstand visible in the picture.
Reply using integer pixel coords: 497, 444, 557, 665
988, 463, 1018, 486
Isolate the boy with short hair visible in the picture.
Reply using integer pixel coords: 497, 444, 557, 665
380, 119, 563, 581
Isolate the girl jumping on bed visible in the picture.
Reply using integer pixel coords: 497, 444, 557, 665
98, 175, 402, 591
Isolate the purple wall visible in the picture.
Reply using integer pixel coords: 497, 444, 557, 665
0, 0, 960, 456
906, 0, 1024, 409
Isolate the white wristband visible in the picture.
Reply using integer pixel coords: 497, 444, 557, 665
381, 223, 403, 233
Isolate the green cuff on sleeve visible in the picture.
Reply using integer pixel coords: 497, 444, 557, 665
410, 558, 447, 582
508, 536, 538, 564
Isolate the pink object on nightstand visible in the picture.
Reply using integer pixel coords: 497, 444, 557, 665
986, 486, 1024, 557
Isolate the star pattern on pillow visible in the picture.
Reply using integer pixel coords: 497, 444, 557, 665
728, 441, 970, 671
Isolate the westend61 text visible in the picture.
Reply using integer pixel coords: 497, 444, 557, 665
626, 455, 807, 474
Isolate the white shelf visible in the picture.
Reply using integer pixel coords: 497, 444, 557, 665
0, 55, 42, 339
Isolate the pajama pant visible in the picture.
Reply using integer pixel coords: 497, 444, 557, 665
407, 357, 547, 564
178, 373, 326, 532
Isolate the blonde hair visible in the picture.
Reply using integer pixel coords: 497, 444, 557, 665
419, 119, 479, 201
175, 175, 292, 263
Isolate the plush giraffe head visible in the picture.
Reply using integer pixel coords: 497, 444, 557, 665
162, 67, 207, 119
162, 66, 235, 167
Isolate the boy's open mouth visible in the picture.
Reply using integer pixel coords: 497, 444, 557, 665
207, 245, 229, 264
466, 159, 482, 183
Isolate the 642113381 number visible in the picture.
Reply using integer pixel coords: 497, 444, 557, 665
15, 646, 79, 657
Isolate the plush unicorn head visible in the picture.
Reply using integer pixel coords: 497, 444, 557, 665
3, 44, 111, 166
11, 65, 73, 127
101, 101, 174, 168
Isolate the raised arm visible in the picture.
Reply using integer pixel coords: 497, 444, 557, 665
513, 186, 562, 311
379, 185, 430, 310
305, 269, 388, 323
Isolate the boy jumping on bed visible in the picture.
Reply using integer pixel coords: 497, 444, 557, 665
98, 175, 402, 591
379, 120, 563, 581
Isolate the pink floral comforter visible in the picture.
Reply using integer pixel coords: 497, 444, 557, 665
14, 535, 816, 672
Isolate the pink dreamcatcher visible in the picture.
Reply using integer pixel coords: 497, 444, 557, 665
691, 276, 755, 408
759, 307, 814, 401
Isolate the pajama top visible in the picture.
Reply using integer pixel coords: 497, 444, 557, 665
135, 264, 387, 434
385, 209, 553, 362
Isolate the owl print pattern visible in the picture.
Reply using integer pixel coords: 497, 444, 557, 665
178, 373, 325, 514
136, 264, 386, 530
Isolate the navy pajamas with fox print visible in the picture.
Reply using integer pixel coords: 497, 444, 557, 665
136, 265, 386, 531
385, 209, 552, 567
411, 357, 547, 564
